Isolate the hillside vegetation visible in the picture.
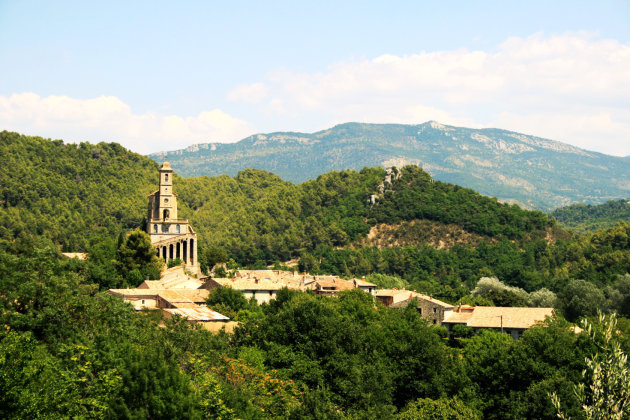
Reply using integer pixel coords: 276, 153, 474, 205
552, 199, 630, 233
5, 242, 628, 418
150, 121, 630, 211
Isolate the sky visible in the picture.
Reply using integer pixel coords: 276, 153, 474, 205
1, 0, 629, 156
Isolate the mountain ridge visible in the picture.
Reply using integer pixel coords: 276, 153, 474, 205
149, 121, 630, 211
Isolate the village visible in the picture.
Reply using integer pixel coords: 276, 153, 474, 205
107, 162, 555, 339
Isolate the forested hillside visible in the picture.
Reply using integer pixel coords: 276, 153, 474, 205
4, 242, 628, 418
0, 131, 157, 250
552, 199, 630, 233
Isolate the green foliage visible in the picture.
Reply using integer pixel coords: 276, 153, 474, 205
206, 286, 251, 320
558, 280, 607, 322
552, 199, 630, 234
0, 131, 157, 251
551, 313, 630, 420
1, 241, 627, 419
116, 229, 162, 284
200, 245, 228, 274
397, 397, 480, 420
365, 273, 410, 289
0, 245, 206, 418
168, 258, 183, 268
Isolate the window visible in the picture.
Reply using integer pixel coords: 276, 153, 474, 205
176, 224, 181, 233
433, 307, 437, 314
141, 299, 145, 304
165, 174, 168, 181
162, 224, 169, 233
153, 224, 157, 233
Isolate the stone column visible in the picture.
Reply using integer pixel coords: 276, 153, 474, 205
192, 238, 197, 268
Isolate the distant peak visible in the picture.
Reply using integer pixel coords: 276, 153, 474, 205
428, 121, 445, 129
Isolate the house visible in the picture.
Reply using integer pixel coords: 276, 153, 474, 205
108, 267, 230, 328
442, 305, 555, 339
352, 278, 377, 295
313, 278, 356, 295
203, 276, 284, 304
376, 289, 454, 325
203, 270, 377, 302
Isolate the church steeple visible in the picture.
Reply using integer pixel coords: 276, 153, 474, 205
157, 161, 177, 220
146, 161, 199, 273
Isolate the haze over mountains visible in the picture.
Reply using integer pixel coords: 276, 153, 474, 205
149, 121, 630, 211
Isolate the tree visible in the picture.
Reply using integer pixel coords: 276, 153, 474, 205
397, 397, 480, 420
116, 229, 162, 284
551, 312, 630, 420
557, 280, 606, 322
206, 287, 250, 319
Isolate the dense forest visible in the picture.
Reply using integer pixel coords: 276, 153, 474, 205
1, 240, 629, 418
552, 198, 630, 233
2, 131, 630, 417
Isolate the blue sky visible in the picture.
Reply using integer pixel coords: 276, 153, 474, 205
1, 0, 629, 155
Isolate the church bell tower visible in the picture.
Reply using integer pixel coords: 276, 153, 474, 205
146, 161, 198, 273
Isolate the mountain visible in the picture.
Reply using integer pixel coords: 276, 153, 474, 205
551, 198, 630, 233
149, 121, 630, 211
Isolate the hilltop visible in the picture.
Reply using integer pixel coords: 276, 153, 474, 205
552, 198, 630, 233
150, 121, 630, 211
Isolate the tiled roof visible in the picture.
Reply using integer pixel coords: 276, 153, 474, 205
108, 289, 160, 297
163, 307, 229, 322
315, 278, 355, 291
442, 309, 475, 324
352, 279, 377, 287
212, 277, 284, 291
375, 289, 453, 308
443, 306, 554, 329
157, 289, 209, 303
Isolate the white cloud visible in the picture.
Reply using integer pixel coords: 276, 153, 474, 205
0, 93, 252, 154
229, 32, 630, 156
227, 82, 269, 104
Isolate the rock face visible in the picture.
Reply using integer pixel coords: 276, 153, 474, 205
149, 121, 630, 211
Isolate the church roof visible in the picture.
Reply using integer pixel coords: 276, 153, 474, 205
160, 161, 172, 170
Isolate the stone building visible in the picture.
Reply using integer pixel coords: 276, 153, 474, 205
146, 161, 199, 273
376, 289, 454, 325
442, 305, 555, 340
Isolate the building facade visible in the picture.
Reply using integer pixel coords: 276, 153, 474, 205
146, 161, 199, 273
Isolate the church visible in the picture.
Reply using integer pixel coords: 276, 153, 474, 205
146, 161, 199, 274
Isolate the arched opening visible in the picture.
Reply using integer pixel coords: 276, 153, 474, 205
165, 174, 169, 182
189, 238, 194, 265
153, 224, 158, 233
169, 243, 174, 260
163, 209, 170, 220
